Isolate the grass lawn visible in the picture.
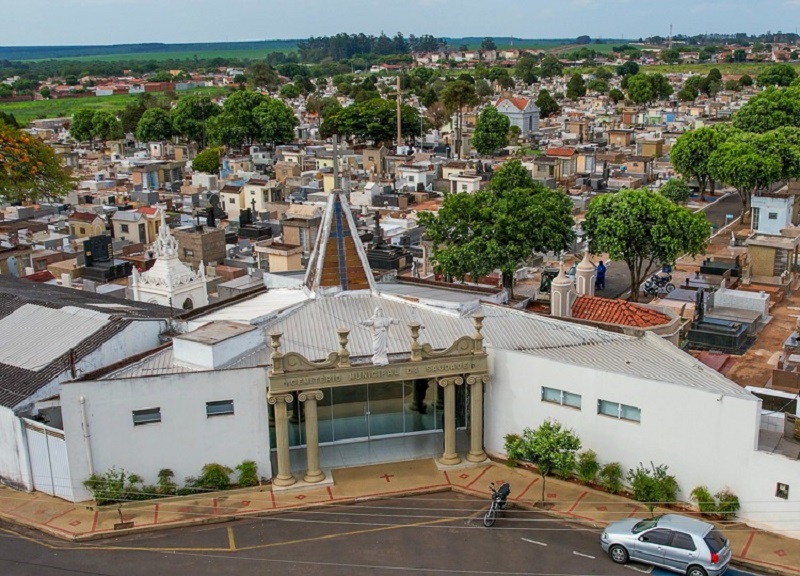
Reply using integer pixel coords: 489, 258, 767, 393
0, 86, 230, 125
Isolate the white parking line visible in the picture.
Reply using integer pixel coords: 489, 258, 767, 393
521, 538, 547, 546
573, 551, 596, 559
624, 565, 653, 574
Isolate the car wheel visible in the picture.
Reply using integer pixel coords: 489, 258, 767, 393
609, 544, 629, 564
686, 566, 707, 576
483, 508, 496, 527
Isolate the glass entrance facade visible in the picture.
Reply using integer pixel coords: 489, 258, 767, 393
268, 379, 468, 450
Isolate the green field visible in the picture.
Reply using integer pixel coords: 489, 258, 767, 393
641, 62, 800, 75
0, 86, 229, 125
26, 47, 294, 63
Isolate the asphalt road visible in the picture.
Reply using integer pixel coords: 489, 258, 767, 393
0, 492, 642, 576
597, 192, 744, 300
0, 492, 768, 576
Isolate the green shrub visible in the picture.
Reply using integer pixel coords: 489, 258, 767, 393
599, 462, 624, 494
157, 468, 176, 496
194, 463, 233, 491
576, 450, 600, 484
503, 433, 523, 467
715, 488, 740, 519
235, 460, 259, 488
83, 467, 147, 505
690, 485, 717, 515
627, 462, 679, 516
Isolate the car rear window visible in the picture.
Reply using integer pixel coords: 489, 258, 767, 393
704, 529, 728, 553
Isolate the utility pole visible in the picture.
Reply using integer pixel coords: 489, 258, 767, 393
396, 75, 402, 153
669, 24, 673, 49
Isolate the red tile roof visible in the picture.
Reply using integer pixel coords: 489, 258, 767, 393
497, 97, 530, 111
137, 207, 159, 216
69, 212, 101, 223
21, 271, 55, 283
572, 295, 671, 328
546, 147, 577, 157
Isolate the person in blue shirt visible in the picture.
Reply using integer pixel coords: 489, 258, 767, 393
596, 261, 607, 290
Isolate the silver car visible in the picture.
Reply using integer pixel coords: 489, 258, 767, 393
600, 514, 731, 576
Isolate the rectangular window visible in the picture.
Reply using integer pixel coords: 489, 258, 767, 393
184, 248, 194, 257
542, 386, 582, 409
132, 407, 161, 426
768, 212, 778, 220
120, 224, 129, 232
598, 400, 641, 422
206, 400, 234, 417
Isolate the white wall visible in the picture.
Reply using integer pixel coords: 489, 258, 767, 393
0, 406, 32, 491
484, 347, 800, 537
752, 195, 792, 235
713, 285, 770, 320
60, 367, 271, 501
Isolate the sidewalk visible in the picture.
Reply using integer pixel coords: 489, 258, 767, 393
1, 458, 798, 576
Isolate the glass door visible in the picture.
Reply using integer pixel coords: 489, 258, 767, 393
331, 384, 369, 441
366, 381, 405, 437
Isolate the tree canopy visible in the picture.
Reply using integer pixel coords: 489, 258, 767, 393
207, 90, 298, 148
320, 97, 421, 145
658, 178, 691, 204
670, 126, 727, 200
626, 73, 673, 105
135, 108, 174, 142
566, 74, 587, 100
172, 94, 220, 148
419, 160, 575, 296
471, 106, 510, 155
1, 122, 73, 203
191, 147, 223, 174
757, 63, 798, 87
536, 89, 560, 118
583, 188, 710, 301
732, 85, 800, 133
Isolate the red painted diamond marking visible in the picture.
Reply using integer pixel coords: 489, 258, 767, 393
69, 520, 81, 527
459, 473, 469, 479
547, 493, 557, 498
240, 500, 251, 506
596, 506, 608, 511
775, 550, 787, 557
295, 494, 306, 500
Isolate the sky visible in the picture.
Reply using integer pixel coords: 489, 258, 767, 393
3, 0, 800, 46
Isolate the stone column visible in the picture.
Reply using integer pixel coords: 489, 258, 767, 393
299, 390, 325, 483
466, 374, 489, 462
438, 376, 463, 466
268, 393, 296, 487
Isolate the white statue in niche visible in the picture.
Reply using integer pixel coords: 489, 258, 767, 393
360, 306, 398, 366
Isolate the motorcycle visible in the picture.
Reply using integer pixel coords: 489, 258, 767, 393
483, 481, 511, 527
642, 272, 675, 297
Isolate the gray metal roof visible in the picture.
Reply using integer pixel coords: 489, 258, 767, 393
98, 291, 755, 400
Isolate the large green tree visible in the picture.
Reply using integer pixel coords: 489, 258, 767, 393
253, 97, 299, 146
472, 106, 510, 155
708, 137, 783, 220
172, 95, 220, 148
135, 108, 174, 142
659, 178, 691, 204
670, 126, 725, 200
536, 89, 560, 118
207, 90, 267, 148
626, 73, 673, 105
1, 122, 73, 202
441, 80, 478, 158
583, 189, 710, 301
539, 55, 564, 78
91, 111, 124, 142
757, 63, 798, 87
320, 98, 422, 145
419, 160, 575, 296
515, 55, 539, 85
566, 74, 587, 100
732, 86, 800, 133
70, 109, 96, 143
